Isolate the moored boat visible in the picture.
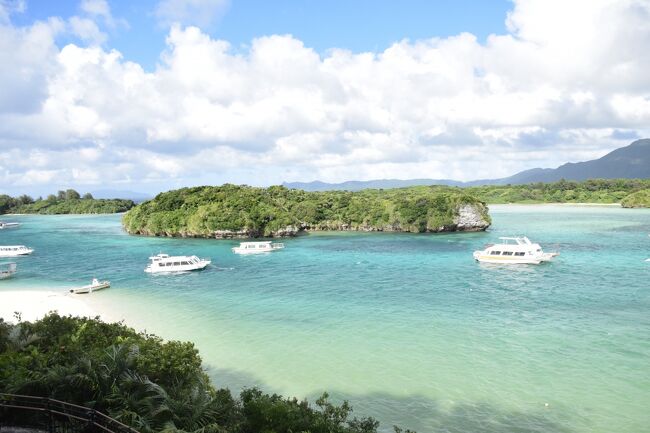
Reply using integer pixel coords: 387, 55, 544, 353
473, 236, 558, 264
0, 222, 20, 229
70, 278, 110, 294
232, 241, 285, 255
0, 262, 17, 280
0, 245, 34, 257
145, 253, 211, 273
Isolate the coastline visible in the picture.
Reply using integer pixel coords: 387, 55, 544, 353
0, 290, 99, 323
487, 202, 622, 206
4, 212, 127, 216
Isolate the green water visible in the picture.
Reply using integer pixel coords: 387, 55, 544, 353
1, 205, 649, 432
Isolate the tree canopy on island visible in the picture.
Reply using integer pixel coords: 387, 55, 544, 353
0, 190, 135, 215
122, 184, 490, 237
465, 178, 650, 205
0, 314, 387, 433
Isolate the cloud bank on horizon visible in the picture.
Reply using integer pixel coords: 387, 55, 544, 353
1, 0, 649, 194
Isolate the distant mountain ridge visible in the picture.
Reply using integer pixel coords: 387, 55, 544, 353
283, 139, 650, 191
91, 189, 152, 202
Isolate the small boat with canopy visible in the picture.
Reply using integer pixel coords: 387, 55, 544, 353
0, 262, 17, 280
145, 254, 211, 273
0, 245, 33, 257
70, 278, 110, 294
232, 241, 285, 255
473, 237, 559, 264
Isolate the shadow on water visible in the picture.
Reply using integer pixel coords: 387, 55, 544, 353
204, 365, 275, 393
306, 391, 576, 433
205, 366, 576, 433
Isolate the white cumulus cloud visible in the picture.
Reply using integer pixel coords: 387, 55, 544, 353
1, 0, 650, 194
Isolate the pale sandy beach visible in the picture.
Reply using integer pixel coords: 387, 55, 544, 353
0, 290, 99, 323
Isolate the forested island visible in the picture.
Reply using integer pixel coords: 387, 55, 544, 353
122, 184, 491, 238
0, 190, 135, 215
0, 314, 385, 433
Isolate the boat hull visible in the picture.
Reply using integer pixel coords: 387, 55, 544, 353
474, 256, 542, 265
0, 250, 33, 258
232, 243, 284, 255
70, 282, 110, 294
473, 251, 558, 265
145, 261, 211, 273
232, 248, 275, 255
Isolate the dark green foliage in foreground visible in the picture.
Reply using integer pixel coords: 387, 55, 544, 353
0, 189, 134, 215
0, 314, 383, 433
122, 184, 490, 237
466, 178, 650, 205
620, 189, 650, 208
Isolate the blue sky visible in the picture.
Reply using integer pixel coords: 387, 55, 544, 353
13, 0, 510, 70
1, 0, 649, 196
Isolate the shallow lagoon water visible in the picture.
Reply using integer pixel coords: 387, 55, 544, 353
1, 205, 649, 432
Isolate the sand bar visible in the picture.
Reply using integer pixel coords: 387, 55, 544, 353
0, 290, 99, 323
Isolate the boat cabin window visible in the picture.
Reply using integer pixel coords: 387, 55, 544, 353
166, 262, 173, 266
502, 251, 513, 256
181, 261, 189, 265
514, 252, 525, 256
173, 262, 180, 266
490, 251, 501, 255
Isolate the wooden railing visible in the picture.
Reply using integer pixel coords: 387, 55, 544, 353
0, 393, 139, 433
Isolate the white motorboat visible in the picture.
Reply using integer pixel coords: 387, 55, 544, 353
0, 222, 20, 229
0, 262, 17, 280
473, 237, 559, 264
145, 253, 211, 273
232, 241, 285, 255
0, 245, 34, 257
70, 278, 110, 294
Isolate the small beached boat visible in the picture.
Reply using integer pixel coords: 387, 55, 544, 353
0, 245, 33, 257
232, 241, 285, 255
0, 222, 20, 229
0, 262, 17, 280
145, 254, 211, 273
70, 278, 110, 294
473, 236, 559, 264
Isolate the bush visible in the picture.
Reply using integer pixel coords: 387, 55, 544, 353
0, 314, 385, 433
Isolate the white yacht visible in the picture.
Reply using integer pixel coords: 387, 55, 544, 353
473, 237, 558, 264
0, 245, 34, 257
0, 222, 20, 229
145, 253, 211, 273
70, 278, 110, 294
232, 241, 285, 255
0, 262, 17, 280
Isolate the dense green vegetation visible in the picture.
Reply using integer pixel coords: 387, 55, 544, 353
466, 179, 650, 205
621, 189, 650, 208
122, 184, 490, 237
0, 189, 134, 215
0, 314, 388, 433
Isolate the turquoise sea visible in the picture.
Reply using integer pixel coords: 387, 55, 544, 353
1, 205, 649, 433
